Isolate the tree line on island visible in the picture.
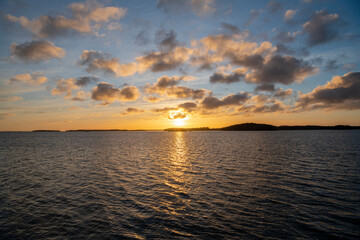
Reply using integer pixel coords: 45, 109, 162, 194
165, 123, 360, 131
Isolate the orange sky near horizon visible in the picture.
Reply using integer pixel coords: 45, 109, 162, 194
1, 108, 359, 131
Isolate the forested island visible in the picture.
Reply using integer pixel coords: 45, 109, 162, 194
165, 123, 360, 131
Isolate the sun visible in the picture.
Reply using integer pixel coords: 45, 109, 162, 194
169, 110, 189, 127
174, 118, 185, 126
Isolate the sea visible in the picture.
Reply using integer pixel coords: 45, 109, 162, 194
0, 130, 359, 239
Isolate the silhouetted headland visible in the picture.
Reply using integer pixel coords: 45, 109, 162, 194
221, 123, 277, 131
164, 123, 360, 131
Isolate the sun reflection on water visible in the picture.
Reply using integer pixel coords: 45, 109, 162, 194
164, 131, 190, 193
172, 132, 186, 163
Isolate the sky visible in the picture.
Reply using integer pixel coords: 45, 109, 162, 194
0, 0, 359, 131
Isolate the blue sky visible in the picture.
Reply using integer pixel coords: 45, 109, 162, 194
0, 0, 359, 130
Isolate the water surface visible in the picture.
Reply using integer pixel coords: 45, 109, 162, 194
1, 131, 359, 239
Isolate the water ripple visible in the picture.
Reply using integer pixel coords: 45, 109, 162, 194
1, 131, 360, 239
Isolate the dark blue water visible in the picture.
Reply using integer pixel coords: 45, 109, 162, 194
0, 131, 360, 239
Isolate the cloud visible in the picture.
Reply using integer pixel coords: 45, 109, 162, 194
209, 68, 246, 84
192, 35, 317, 89
245, 55, 318, 85
157, 0, 186, 13
168, 111, 188, 119
191, 34, 276, 69
213, 34, 274, 56
51, 76, 97, 98
189, 54, 219, 70
178, 102, 198, 112
152, 102, 198, 120
5, 1, 126, 38
0, 96, 22, 102
152, 92, 289, 117
155, 29, 179, 52
78, 50, 137, 77
284, 9, 297, 21
51, 78, 80, 97
10, 40, 65, 62
79, 34, 277, 77
159, 92, 283, 116
120, 107, 144, 116
244, 9, 260, 27
238, 101, 285, 114
75, 76, 99, 86
273, 31, 299, 43
107, 22, 122, 31
275, 44, 310, 57
190, 0, 216, 16
303, 10, 341, 46
275, 44, 295, 55
296, 72, 360, 110
150, 85, 208, 100
78, 32, 318, 88
71, 91, 88, 101
148, 75, 185, 88
143, 96, 163, 103
136, 46, 193, 72
255, 84, 276, 92
79, 45, 193, 77
153, 102, 197, 113
250, 95, 269, 103
235, 94, 288, 114
91, 82, 140, 105
8, 72, 48, 85
274, 88, 293, 99
221, 22, 241, 35
135, 29, 151, 45
324, 59, 339, 72
231, 54, 265, 68
153, 106, 177, 113
157, 0, 215, 16
267, 1, 282, 13
145, 75, 208, 100
201, 93, 250, 109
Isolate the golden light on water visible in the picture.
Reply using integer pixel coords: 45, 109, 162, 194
159, 131, 190, 215
167, 131, 188, 186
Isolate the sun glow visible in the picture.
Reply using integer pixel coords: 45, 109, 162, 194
169, 110, 189, 126
174, 118, 185, 126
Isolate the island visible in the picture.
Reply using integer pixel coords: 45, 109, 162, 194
164, 123, 360, 131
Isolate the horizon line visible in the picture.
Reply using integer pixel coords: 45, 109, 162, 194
1, 122, 360, 132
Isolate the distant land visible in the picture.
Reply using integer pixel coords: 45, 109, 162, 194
166, 123, 360, 131
25, 123, 360, 132
65, 129, 128, 132
30, 129, 153, 132
32, 130, 61, 132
